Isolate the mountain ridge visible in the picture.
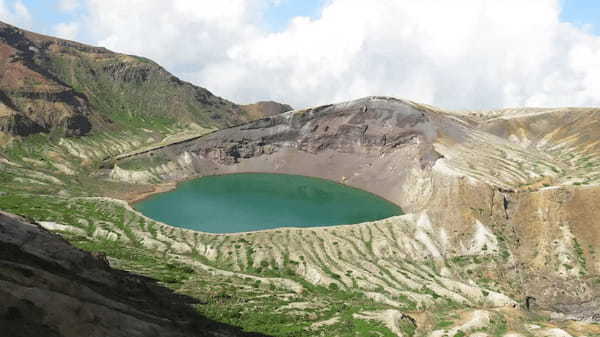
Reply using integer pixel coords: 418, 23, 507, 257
0, 21, 289, 140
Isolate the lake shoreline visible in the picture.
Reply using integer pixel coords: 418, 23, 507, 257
125, 182, 179, 204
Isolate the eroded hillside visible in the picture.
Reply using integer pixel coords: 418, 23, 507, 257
2, 97, 595, 336
100, 97, 600, 334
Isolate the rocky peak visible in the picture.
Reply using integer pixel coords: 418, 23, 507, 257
0, 21, 257, 140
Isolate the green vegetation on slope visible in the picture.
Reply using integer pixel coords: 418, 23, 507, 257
0, 20, 253, 140
1, 191, 585, 337
0, 192, 402, 336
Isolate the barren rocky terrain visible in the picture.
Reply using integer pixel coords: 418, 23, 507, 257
104, 97, 600, 335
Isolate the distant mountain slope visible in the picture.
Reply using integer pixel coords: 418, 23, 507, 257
240, 101, 293, 120
0, 21, 286, 139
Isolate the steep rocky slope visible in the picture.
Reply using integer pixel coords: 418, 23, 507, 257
111, 97, 561, 207
0, 210, 271, 337
0, 21, 287, 139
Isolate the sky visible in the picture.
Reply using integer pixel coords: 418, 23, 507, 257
1, 0, 600, 111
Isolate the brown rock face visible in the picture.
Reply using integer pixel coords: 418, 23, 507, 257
0, 211, 270, 337
129, 97, 449, 207
0, 21, 255, 138
0, 23, 93, 136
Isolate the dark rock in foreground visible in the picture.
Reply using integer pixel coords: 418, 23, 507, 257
0, 211, 269, 337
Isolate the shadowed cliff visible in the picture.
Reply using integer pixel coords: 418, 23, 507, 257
0, 210, 272, 337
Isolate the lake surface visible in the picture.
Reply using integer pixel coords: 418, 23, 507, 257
134, 173, 403, 233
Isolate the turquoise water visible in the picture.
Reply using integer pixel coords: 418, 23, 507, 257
134, 173, 403, 233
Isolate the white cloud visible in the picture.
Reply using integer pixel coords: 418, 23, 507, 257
53, 22, 79, 40
72, 0, 600, 110
58, 0, 79, 12
0, 0, 32, 28
83, 0, 266, 73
